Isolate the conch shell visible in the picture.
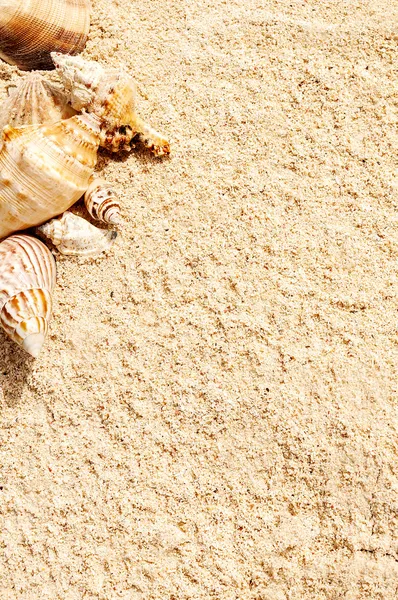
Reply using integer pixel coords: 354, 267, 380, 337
52, 52, 170, 156
0, 73, 76, 135
0, 0, 91, 70
84, 177, 121, 224
0, 234, 56, 357
0, 112, 101, 240
37, 211, 117, 257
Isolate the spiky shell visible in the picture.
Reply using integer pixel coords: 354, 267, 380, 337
0, 73, 76, 135
37, 211, 117, 257
51, 52, 134, 119
0, 0, 91, 71
0, 112, 101, 240
84, 178, 120, 224
0, 234, 56, 357
52, 52, 171, 156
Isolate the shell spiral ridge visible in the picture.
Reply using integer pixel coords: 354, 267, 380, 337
0, 112, 101, 240
0, 235, 56, 357
0, 0, 91, 70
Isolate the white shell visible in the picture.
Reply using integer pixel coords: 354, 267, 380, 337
51, 52, 109, 112
0, 73, 76, 134
84, 178, 121, 224
37, 212, 117, 257
0, 234, 56, 357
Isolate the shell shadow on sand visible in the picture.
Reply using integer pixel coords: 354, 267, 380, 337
96, 139, 172, 172
0, 329, 34, 406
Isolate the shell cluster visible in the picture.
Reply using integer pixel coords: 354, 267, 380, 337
0, 44, 170, 356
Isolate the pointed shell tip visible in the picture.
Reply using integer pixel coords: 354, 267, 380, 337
107, 213, 121, 225
22, 332, 46, 358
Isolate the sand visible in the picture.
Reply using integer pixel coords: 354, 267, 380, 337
0, 0, 398, 597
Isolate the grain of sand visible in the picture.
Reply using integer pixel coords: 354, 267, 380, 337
0, 0, 398, 598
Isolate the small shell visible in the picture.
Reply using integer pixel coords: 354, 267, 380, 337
37, 212, 117, 257
0, 0, 91, 70
0, 112, 101, 240
52, 52, 170, 156
84, 178, 121, 224
0, 234, 56, 357
0, 73, 76, 134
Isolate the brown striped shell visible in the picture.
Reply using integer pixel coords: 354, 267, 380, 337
0, 112, 101, 240
52, 52, 171, 156
0, 0, 91, 71
37, 211, 117, 257
0, 234, 56, 357
84, 178, 121, 224
0, 73, 76, 135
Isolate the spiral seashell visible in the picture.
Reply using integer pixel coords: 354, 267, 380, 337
52, 53, 170, 156
0, 112, 101, 240
84, 178, 121, 224
0, 73, 76, 135
0, 0, 91, 71
0, 234, 56, 357
51, 52, 108, 112
37, 211, 117, 257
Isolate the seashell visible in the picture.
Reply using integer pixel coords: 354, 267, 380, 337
52, 52, 171, 156
0, 112, 101, 240
0, 234, 56, 357
37, 211, 117, 257
84, 177, 121, 224
0, 0, 91, 71
0, 73, 76, 134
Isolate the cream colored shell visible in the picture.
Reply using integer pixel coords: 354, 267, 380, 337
0, 0, 91, 70
84, 177, 121, 224
0, 73, 76, 135
0, 234, 56, 357
0, 112, 101, 240
52, 52, 171, 156
37, 211, 117, 257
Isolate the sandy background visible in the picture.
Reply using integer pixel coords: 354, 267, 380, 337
1, 0, 398, 597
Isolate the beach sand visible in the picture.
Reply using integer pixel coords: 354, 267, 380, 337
0, 0, 398, 597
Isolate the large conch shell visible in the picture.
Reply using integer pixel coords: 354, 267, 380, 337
84, 177, 121, 224
37, 211, 117, 257
0, 0, 91, 70
0, 73, 76, 135
52, 52, 170, 156
0, 112, 101, 240
0, 234, 56, 357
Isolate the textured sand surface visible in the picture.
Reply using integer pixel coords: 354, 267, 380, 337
1, 0, 398, 598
